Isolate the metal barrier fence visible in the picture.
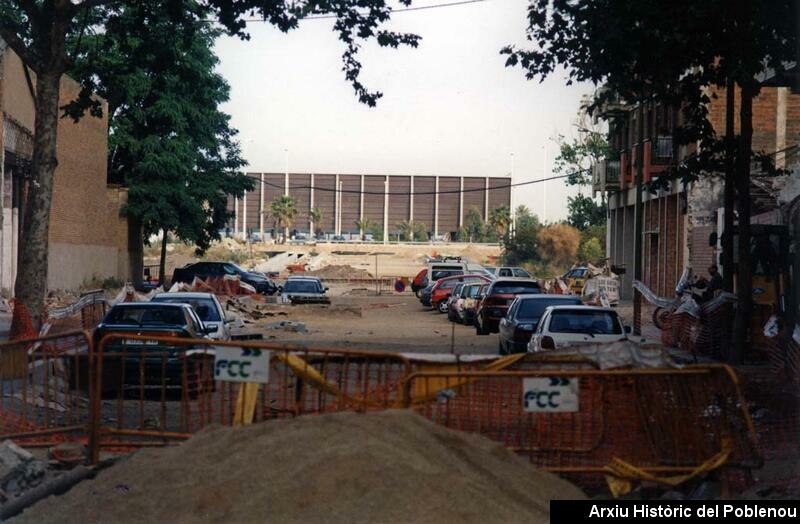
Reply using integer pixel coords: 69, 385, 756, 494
401, 365, 761, 487
88, 334, 411, 461
0, 331, 94, 447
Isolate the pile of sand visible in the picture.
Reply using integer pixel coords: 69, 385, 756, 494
17, 411, 583, 523
308, 264, 373, 279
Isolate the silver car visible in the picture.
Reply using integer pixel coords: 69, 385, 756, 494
150, 292, 231, 340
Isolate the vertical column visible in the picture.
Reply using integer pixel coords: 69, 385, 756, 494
359, 174, 365, 223
259, 173, 265, 242
776, 87, 788, 169
334, 174, 340, 236
234, 197, 239, 237
309, 173, 315, 237
242, 191, 248, 239
383, 177, 389, 244
409, 176, 415, 221
338, 180, 343, 236
484, 177, 489, 219
458, 176, 464, 228
434, 176, 440, 238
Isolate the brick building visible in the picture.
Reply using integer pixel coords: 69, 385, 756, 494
596, 84, 800, 300
1, 41, 129, 291
229, 173, 511, 240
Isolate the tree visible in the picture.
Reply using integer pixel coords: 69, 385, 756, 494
412, 221, 429, 242
67, 1, 251, 288
488, 205, 511, 240
537, 224, 581, 267
566, 195, 606, 231
0, 0, 420, 327
397, 220, 424, 242
503, 212, 542, 266
578, 237, 604, 265
269, 196, 298, 243
354, 219, 373, 241
460, 207, 485, 242
309, 207, 324, 236
552, 107, 610, 187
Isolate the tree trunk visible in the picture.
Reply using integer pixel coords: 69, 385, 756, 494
722, 79, 736, 291
128, 216, 144, 290
158, 228, 168, 287
14, 70, 63, 329
731, 81, 754, 364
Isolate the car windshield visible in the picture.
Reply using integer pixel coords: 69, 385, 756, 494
104, 306, 186, 327
516, 298, 581, 320
431, 269, 462, 280
152, 297, 220, 321
492, 281, 540, 294
549, 310, 622, 335
284, 280, 322, 293
463, 285, 479, 298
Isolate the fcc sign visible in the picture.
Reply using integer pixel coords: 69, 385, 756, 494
214, 347, 271, 384
522, 377, 579, 413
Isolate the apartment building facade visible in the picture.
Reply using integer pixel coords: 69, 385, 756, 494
595, 84, 800, 300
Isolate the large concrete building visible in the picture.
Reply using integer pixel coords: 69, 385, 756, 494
229, 173, 511, 240
1, 41, 130, 291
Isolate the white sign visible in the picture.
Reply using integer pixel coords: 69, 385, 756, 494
522, 377, 579, 412
214, 347, 271, 383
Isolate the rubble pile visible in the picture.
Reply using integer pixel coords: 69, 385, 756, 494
306, 264, 372, 279
0, 441, 46, 503
16, 411, 583, 523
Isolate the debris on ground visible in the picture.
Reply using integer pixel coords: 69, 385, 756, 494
0, 441, 46, 502
15, 411, 583, 523
306, 264, 373, 279
265, 320, 307, 333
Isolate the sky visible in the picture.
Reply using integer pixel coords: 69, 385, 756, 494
213, 0, 595, 223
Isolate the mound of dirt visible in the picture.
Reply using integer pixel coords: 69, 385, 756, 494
307, 264, 373, 279
17, 411, 583, 523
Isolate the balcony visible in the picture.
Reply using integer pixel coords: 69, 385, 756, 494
592, 158, 622, 193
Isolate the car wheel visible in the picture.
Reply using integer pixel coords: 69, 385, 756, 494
437, 300, 448, 314
498, 339, 506, 355
476, 317, 488, 336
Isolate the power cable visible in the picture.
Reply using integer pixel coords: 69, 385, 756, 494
243, 0, 490, 22
243, 170, 587, 196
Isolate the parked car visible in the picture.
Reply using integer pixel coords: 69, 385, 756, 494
150, 292, 231, 340
446, 283, 465, 322
427, 258, 466, 282
280, 276, 330, 304
171, 262, 279, 295
498, 295, 583, 354
461, 283, 487, 325
419, 282, 435, 308
92, 302, 214, 396
411, 269, 428, 297
430, 274, 492, 313
494, 267, 532, 278
475, 278, 541, 335
527, 305, 629, 353
331, 235, 347, 242
450, 282, 482, 323
563, 266, 590, 294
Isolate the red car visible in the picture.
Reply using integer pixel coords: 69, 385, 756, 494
411, 269, 428, 297
430, 274, 491, 313
475, 278, 541, 334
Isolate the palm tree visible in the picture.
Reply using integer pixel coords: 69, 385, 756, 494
268, 195, 298, 243
397, 220, 415, 241
489, 205, 511, 239
309, 207, 324, 237
354, 218, 372, 241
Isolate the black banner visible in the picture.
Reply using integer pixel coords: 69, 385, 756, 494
551, 500, 800, 523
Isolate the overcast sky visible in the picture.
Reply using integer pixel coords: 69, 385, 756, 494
213, 0, 594, 222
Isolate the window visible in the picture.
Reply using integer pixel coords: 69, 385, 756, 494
223, 264, 237, 276
440, 279, 459, 289
512, 268, 531, 278
548, 310, 622, 335
498, 268, 512, 277
152, 296, 221, 321
284, 280, 323, 293
106, 306, 187, 327
517, 298, 581, 321
492, 281, 540, 294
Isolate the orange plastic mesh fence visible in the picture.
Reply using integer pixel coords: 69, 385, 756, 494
90, 335, 411, 454
403, 366, 761, 487
0, 331, 94, 446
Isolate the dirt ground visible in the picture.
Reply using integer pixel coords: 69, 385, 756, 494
245, 285, 499, 354
15, 411, 583, 524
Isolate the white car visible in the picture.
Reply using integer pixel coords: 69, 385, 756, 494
526, 305, 629, 353
150, 292, 231, 340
